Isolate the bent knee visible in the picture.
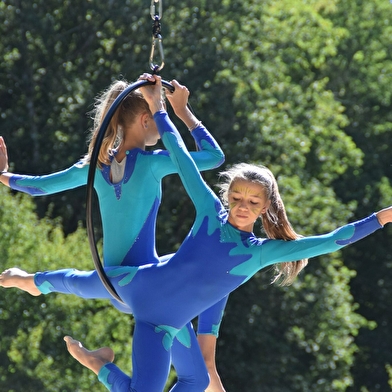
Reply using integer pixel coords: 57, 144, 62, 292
176, 372, 210, 392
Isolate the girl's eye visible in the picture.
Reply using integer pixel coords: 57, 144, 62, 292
250, 201, 259, 205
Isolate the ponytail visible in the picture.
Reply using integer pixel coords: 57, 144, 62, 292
82, 80, 151, 168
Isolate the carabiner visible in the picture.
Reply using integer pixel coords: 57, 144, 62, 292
150, 0, 162, 20
149, 34, 165, 73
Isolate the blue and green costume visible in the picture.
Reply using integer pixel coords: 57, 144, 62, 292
31, 112, 383, 391
8, 125, 227, 389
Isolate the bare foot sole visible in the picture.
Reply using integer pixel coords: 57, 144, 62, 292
0, 268, 41, 296
64, 336, 115, 376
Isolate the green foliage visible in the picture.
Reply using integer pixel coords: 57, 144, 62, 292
0, 187, 136, 391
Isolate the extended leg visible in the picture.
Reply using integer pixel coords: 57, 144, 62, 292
33, 268, 113, 299
1, 266, 133, 313
0, 267, 112, 299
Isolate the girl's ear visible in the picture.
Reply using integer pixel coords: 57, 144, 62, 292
140, 112, 150, 129
260, 200, 271, 215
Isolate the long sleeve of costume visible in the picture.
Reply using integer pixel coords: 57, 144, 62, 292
189, 124, 224, 170
152, 123, 224, 179
259, 213, 382, 268
153, 111, 217, 214
8, 163, 89, 195
197, 295, 229, 337
154, 110, 228, 337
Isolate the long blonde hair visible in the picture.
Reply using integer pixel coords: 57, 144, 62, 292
82, 80, 151, 168
218, 163, 308, 286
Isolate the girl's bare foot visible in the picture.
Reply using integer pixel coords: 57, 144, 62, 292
0, 268, 41, 296
64, 336, 115, 376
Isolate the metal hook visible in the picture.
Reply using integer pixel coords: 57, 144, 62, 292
150, 0, 162, 20
149, 15, 164, 73
149, 35, 165, 73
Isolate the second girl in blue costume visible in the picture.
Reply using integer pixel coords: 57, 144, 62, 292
0, 78, 227, 391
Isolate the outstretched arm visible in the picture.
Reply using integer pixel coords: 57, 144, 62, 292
260, 209, 391, 269
0, 165, 88, 195
0, 136, 88, 195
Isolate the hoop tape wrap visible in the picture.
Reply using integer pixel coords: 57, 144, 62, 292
86, 79, 174, 303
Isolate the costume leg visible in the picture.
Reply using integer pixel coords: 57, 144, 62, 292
34, 269, 113, 299
35, 268, 133, 313
98, 363, 132, 392
170, 322, 209, 392
98, 320, 172, 392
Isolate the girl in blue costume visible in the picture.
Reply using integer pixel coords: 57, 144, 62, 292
2, 75, 392, 391
0, 79, 227, 391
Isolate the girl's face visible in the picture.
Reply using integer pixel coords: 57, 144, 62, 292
227, 179, 270, 232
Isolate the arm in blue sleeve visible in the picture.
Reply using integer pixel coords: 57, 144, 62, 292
188, 125, 225, 170
155, 111, 229, 337
153, 111, 217, 212
151, 124, 225, 179
261, 213, 383, 267
8, 163, 89, 196
335, 213, 382, 245
197, 295, 229, 337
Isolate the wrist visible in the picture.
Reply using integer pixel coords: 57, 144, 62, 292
173, 106, 198, 128
173, 106, 190, 118
149, 99, 166, 115
188, 121, 202, 132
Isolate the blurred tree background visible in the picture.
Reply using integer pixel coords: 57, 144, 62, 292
0, 0, 391, 391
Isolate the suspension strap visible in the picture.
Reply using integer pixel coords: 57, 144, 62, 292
149, 0, 165, 74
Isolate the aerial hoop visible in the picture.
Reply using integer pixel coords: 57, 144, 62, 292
86, 79, 174, 304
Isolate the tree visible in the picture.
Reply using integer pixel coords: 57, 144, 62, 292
318, 1, 392, 389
